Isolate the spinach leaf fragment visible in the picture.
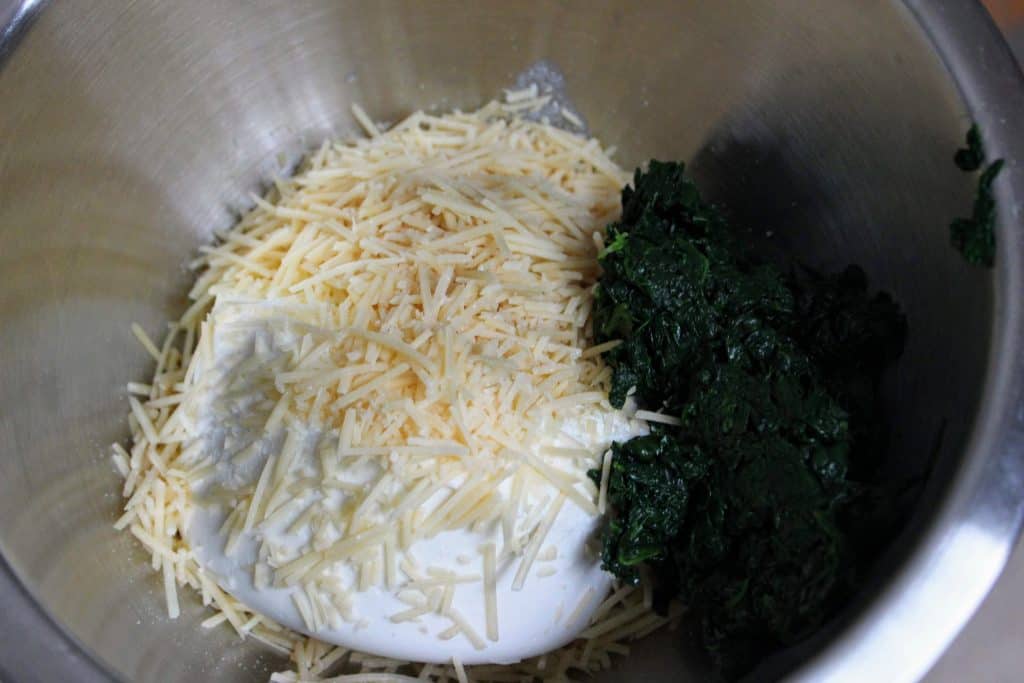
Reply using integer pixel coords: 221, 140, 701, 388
591, 161, 907, 680
950, 123, 1003, 267
954, 123, 985, 171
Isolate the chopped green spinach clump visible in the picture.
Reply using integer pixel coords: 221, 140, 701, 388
591, 161, 907, 679
950, 123, 1003, 267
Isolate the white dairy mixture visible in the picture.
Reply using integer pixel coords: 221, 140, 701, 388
110, 91, 678, 678
183, 301, 646, 664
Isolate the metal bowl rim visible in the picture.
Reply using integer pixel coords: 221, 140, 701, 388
1, 1, 1023, 681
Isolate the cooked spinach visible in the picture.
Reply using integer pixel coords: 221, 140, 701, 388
950, 123, 1003, 267
954, 123, 985, 172
591, 161, 906, 679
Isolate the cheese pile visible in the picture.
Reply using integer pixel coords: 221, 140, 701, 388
113, 93, 681, 682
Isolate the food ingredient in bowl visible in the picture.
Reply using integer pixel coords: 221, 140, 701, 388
950, 123, 1004, 268
591, 161, 908, 679
114, 92, 682, 682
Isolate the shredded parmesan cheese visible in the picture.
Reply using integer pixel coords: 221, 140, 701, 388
113, 94, 675, 683
634, 409, 682, 426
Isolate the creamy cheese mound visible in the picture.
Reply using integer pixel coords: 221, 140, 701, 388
115, 92, 680, 682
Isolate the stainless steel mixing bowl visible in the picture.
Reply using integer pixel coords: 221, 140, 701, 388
2, 1, 1024, 681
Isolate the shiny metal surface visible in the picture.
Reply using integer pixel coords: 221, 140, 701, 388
0, 1, 1022, 681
